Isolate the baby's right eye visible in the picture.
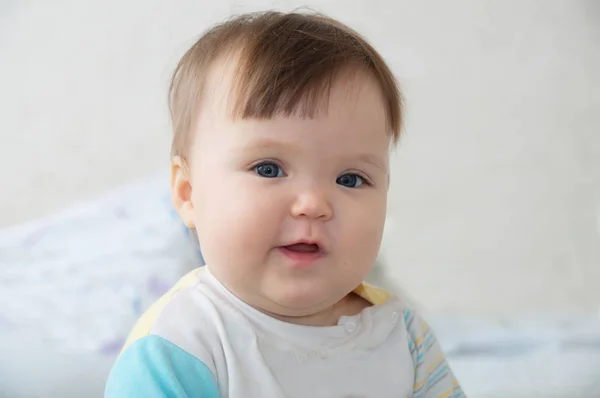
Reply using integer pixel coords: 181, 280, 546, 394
254, 162, 285, 178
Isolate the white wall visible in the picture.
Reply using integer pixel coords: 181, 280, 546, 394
2, 0, 599, 315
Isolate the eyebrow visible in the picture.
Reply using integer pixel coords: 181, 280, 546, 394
240, 138, 293, 152
354, 154, 387, 171
233, 139, 301, 159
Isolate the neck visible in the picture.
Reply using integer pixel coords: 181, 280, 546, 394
263, 292, 372, 327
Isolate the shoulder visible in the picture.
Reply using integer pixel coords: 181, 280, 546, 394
401, 308, 465, 397
105, 267, 225, 397
119, 267, 208, 354
119, 267, 229, 365
105, 334, 220, 398
355, 282, 465, 397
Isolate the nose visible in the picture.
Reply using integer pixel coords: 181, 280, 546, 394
290, 186, 333, 221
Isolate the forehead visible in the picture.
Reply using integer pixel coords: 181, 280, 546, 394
191, 55, 391, 163
198, 106, 389, 178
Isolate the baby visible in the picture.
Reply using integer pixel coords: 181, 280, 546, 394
106, 10, 465, 398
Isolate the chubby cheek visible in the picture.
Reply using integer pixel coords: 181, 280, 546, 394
192, 173, 284, 267
338, 200, 386, 276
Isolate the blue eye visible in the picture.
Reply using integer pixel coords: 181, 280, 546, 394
336, 173, 364, 188
255, 163, 284, 178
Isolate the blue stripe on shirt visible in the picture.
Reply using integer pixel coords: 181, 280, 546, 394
105, 335, 219, 398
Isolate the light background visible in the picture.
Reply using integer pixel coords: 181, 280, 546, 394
2, 0, 599, 316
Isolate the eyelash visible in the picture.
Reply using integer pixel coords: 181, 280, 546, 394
341, 172, 373, 187
250, 159, 286, 172
250, 161, 373, 187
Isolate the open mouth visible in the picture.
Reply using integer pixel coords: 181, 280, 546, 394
283, 243, 320, 253
278, 242, 323, 264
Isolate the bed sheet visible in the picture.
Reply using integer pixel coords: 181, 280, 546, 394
0, 174, 200, 354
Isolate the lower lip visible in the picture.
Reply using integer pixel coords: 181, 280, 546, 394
277, 247, 323, 265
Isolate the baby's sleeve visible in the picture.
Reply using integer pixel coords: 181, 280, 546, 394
105, 335, 220, 398
404, 309, 466, 398
104, 268, 221, 397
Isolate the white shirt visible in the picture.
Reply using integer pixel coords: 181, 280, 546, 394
105, 267, 465, 398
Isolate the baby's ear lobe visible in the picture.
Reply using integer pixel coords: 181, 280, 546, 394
170, 156, 195, 228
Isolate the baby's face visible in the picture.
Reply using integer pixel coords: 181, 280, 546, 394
179, 70, 390, 319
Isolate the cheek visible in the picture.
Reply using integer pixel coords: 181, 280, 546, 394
192, 174, 284, 263
339, 196, 386, 262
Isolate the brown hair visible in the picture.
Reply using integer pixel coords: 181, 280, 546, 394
169, 10, 403, 158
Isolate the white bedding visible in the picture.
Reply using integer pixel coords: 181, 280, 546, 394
0, 175, 200, 397
1, 174, 599, 397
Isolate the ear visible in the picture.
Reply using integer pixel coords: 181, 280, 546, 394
171, 156, 196, 228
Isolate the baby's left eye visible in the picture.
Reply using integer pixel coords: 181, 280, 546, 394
336, 173, 364, 188
254, 162, 285, 178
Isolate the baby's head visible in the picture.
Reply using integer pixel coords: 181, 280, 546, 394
170, 11, 403, 324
